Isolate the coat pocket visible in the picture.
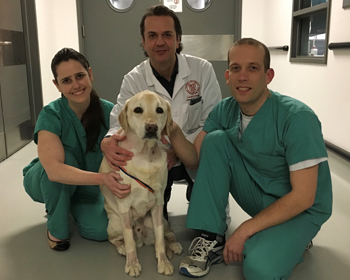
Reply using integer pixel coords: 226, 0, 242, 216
182, 99, 203, 133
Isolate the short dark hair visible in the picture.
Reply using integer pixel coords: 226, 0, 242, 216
140, 5, 183, 57
228, 38, 271, 72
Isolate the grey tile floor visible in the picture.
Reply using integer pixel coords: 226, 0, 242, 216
0, 141, 349, 280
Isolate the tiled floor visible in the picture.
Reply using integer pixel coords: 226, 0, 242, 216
0, 141, 349, 280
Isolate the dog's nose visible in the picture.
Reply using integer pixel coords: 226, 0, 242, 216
145, 123, 158, 133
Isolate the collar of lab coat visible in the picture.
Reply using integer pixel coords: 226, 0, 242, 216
144, 53, 191, 99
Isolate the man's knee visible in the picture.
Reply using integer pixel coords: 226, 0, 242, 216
200, 131, 234, 166
243, 248, 293, 280
202, 130, 231, 151
243, 253, 292, 280
243, 260, 269, 280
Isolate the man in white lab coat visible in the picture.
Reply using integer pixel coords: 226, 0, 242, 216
101, 5, 222, 219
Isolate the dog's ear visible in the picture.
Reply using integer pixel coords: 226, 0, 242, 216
165, 101, 173, 137
118, 101, 129, 133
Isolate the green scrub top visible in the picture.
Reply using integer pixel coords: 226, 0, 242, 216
203, 90, 332, 226
23, 96, 114, 175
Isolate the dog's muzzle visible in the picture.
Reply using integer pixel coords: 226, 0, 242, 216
143, 123, 158, 139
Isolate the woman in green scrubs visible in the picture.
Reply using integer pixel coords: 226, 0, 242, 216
23, 48, 128, 251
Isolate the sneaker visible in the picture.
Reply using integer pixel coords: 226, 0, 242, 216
179, 236, 224, 277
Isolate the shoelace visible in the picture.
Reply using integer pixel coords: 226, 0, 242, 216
188, 237, 217, 260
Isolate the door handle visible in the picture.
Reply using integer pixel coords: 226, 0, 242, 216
0, 41, 12, 46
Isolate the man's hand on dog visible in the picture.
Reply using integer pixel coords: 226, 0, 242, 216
101, 134, 134, 170
161, 125, 178, 170
165, 148, 178, 170
161, 121, 199, 170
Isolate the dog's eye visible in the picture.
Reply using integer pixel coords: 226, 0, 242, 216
156, 107, 164, 114
134, 107, 143, 114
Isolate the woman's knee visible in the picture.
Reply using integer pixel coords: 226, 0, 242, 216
24, 151, 79, 198
78, 221, 108, 241
73, 201, 109, 241
23, 160, 45, 203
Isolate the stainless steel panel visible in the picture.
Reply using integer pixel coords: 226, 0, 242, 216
5, 120, 32, 156
0, 29, 26, 66
0, 0, 33, 160
21, 0, 44, 123
182, 35, 234, 61
0, 0, 24, 31
1, 64, 31, 128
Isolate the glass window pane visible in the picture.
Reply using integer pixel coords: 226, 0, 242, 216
187, 0, 212, 11
109, 0, 133, 10
301, 0, 327, 9
298, 10, 327, 57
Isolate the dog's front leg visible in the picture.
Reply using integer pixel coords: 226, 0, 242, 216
121, 212, 141, 277
150, 205, 174, 276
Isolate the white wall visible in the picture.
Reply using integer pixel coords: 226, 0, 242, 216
35, 0, 79, 105
242, 0, 350, 153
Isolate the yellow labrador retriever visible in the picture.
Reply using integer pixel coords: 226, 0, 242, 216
99, 90, 183, 277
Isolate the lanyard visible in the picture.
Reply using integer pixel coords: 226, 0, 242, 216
118, 166, 154, 194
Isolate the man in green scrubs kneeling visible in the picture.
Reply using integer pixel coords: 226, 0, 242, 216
176, 38, 332, 279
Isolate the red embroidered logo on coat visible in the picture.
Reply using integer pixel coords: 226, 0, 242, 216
174, 0, 180, 4
185, 80, 200, 95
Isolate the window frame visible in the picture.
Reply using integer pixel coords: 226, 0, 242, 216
290, 0, 331, 64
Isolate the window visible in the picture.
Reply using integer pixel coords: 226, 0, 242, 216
186, 0, 213, 12
107, 0, 134, 13
290, 0, 331, 64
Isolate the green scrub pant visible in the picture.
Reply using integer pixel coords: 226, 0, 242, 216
187, 130, 320, 280
23, 152, 108, 241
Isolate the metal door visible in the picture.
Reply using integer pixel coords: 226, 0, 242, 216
78, 0, 241, 102
0, 0, 33, 161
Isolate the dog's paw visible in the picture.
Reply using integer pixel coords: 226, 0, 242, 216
158, 260, 174, 276
169, 242, 183, 255
116, 244, 126, 256
125, 263, 142, 277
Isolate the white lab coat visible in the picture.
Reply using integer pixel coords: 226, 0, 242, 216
107, 53, 222, 144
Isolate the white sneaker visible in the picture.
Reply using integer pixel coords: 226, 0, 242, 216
179, 236, 224, 277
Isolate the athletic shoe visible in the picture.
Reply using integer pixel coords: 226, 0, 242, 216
179, 236, 224, 277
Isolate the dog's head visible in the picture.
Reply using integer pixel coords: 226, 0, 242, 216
118, 90, 173, 141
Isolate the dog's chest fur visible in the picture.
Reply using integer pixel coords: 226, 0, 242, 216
118, 138, 167, 217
